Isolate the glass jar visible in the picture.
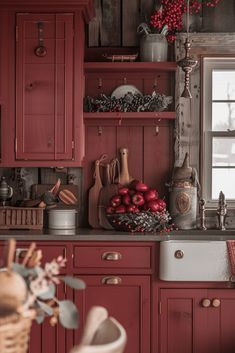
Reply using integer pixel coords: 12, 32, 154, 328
140, 33, 168, 62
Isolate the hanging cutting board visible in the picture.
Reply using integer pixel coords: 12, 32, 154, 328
98, 162, 119, 230
118, 147, 134, 186
88, 155, 107, 228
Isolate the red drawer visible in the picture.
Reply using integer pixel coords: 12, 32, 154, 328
73, 245, 151, 269
15, 244, 67, 271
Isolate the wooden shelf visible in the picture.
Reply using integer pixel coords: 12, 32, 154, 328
84, 61, 177, 73
84, 111, 176, 120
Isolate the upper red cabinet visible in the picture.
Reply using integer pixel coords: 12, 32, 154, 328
16, 13, 74, 161
0, 0, 94, 167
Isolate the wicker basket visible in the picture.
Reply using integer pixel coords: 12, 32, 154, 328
107, 211, 172, 233
0, 310, 35, 353
0, 207, 43, 230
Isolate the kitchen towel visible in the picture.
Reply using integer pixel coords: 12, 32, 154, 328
226, 240, 235, 277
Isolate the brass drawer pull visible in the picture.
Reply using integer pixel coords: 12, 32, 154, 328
102, 252, 122, 261
102, 276, 122, 285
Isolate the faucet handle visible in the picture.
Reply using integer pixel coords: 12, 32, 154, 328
199, 198, 207, 230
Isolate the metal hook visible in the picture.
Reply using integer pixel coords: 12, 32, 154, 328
98, 126, 102, 136
98, 78, 102, 89
123, 77, 127, 84
155, 126, 159, 135
153, 78, 157, 89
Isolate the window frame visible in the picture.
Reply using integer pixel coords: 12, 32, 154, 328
202, 56, 235, 208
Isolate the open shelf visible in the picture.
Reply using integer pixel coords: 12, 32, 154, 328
84, 61, 177, 73
84, 111, 176, 120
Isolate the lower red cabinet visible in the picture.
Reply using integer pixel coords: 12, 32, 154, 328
159, 288, 235, 353
29, 283, 67, 353
73, 275, 151, 353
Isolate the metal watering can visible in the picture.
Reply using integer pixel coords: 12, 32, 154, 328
169, 153, 200, 230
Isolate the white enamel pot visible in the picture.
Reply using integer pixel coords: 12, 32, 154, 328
48, 209, 77, 229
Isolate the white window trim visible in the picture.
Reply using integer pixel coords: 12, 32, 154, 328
202, 57, 235, 208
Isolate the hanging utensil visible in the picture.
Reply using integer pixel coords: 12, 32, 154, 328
88, 154, 108, 228
34, 22, 47, 57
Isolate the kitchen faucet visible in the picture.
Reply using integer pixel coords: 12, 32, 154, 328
217, 191, 227, 231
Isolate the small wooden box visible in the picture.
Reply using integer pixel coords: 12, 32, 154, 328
0, 207, 43, 230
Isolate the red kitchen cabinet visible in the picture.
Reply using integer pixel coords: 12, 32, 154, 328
0, 0, 94, 167
71, 242, 153, 353
73, 275, 151, 353
16, 14, 74, 161
159, 288, 235, 353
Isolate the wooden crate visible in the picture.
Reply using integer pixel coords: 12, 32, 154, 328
0, 207, 43, 230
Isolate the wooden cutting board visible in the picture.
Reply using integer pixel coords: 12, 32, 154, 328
98, 164, 119, 230
31, 184, 79, 207
88, 159, 103, 228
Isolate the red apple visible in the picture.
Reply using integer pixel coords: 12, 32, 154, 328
132, 192, 145, 206
110, 195, 121, 208
118, 187, 129, 196
122, 194, 131, 206
135, 181, 148, 192
115, 205, 126, 213
128, 179, 140, 190
156, 199, 166, 211
126, 204, 139, 213
144, 188, 158, 202
106, 206, 115, 214
146, 199, 161, 212
146, 199, 166, 212
126, 204, 135, 212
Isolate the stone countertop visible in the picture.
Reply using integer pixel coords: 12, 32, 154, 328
0, 228, 234, 241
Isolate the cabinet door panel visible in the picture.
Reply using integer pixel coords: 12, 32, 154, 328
160, 289, 207, 353
74, 275, 150, 353
208, 289, 235, 353
29, 283, 67, 353
16, 13, 73, 161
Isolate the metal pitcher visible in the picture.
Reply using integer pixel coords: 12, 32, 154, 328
0, 177, 13, 206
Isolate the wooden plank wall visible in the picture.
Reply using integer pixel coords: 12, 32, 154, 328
88, 0, 235, 47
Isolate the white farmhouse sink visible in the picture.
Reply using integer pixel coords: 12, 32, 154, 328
159, 240, 231, 281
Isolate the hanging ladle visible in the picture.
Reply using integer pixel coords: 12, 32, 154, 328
34, 21, 47, 57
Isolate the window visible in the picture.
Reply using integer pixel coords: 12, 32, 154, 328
203, 57, 235, 206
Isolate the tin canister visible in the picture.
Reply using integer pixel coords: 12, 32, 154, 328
169, 185, 197, 230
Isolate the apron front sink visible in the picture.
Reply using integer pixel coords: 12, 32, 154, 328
159, 240, 231, 281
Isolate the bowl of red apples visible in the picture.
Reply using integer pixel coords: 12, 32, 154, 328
106, 180, 172, 233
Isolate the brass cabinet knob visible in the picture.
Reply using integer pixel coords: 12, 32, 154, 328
212, 298, 221, 308
102, 276, 122, 285
201, 298, 211, 308
102, 252, 122, 261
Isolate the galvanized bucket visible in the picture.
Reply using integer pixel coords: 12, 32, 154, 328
169, 186, 197, 230
139, 34, 168, 62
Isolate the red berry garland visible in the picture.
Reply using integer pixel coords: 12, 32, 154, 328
149, 0, 221, 42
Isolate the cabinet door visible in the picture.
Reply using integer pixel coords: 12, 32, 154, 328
29, 283, 67, 353
206, 289, 235, 353
160, 289, 208, 353
16, 13, 74, 161
73, 275, 150, 353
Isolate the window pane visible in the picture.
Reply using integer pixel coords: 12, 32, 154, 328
213, 137, 235, 166
212, 70, 235, 100
212, 168, 235, 200
212, 103, 235, 131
